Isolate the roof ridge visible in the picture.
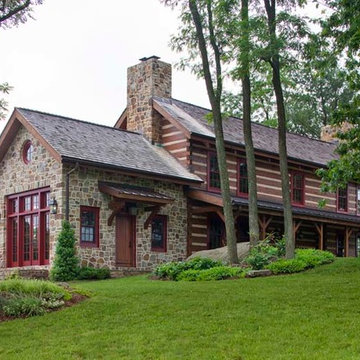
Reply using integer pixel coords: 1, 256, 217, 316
158, 97, 336, 147
16, 107, 141, 136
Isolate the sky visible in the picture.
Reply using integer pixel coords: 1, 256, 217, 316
0, 0, 210, 133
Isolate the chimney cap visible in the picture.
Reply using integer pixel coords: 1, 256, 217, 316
139, 55, 160, 62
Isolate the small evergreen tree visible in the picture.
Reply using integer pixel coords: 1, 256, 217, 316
50, 221, 79, 282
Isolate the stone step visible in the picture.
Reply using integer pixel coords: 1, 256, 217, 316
0, 267, 49, 280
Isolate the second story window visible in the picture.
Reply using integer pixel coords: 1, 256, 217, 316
357, 187, 360, 215
337, 186, 348, 212
238, 159, 248, 196
291, 173, 304, 205
208, 152, 221, 191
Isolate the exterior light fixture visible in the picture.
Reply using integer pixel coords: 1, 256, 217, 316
129, 205, 138, 216
49, 197, 58, 214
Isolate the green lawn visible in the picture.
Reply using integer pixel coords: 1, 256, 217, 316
0, 259, 360, 360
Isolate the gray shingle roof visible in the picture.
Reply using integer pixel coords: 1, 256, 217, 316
17, 108, 201, 183
154, 97, 338, 167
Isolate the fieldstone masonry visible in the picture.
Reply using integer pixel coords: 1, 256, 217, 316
0, 125, 63, 268
127, 56, 172, 144
66, 164, 188, 271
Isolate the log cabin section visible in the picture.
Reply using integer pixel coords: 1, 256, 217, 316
149, 97, 360, 257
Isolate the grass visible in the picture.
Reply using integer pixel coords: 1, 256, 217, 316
0, 258, 359, 359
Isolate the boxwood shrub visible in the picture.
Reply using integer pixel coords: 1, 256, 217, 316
77, 267, 111, 280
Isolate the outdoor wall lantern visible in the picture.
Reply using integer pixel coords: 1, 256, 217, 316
49, 197, 58, 214
129, 205, 138, 216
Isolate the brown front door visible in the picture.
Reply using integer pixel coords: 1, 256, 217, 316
115, 215, 136, 267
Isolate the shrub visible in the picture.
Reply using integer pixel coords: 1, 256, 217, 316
244, 239, 279, 270
154, 257, 223, 281
177, 269, 201, 281
50, 221, 79, 282
266, 259, 308, 274
77, 267, 111, 280
295, 249, 335, 267
177, 266, 244, 281
3, 297, 45, 317
0, 278, 71, 301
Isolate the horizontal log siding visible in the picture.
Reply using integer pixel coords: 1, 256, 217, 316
161, 119, 188, 166
188, 139, 358, 215
189, 208, 208, 253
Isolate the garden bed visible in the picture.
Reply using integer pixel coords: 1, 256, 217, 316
0, 278, 89, 322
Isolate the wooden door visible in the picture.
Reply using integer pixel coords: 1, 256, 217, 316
115, 215, 135, 267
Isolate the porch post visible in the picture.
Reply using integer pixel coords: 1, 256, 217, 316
315, 223, 324, 250
345, 227, 353, 257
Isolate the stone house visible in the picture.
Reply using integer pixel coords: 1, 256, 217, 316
0, 56, 359, 275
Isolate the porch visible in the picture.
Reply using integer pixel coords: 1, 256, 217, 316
187, 189, 360, 257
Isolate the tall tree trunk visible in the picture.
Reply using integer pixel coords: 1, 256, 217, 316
241, 0, 259, 246
264, 0, 294, 258
189, 0, 239, 263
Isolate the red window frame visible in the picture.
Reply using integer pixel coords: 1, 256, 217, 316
80, 206, 100, 248
337, 185, 348, 213
22, 140, 34, 164
291, 172, 305, 206
237, 158, 249, 197
151, 215, 167, 252
356, 186, 360, 216
7, 187, 50, 267
207, 152, 221, 193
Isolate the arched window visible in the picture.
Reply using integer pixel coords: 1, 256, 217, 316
23, 141, 34, 164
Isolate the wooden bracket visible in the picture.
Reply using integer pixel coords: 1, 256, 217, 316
144, 206, 161, 229
107, 200, 125, 226
258, 215, 273, 239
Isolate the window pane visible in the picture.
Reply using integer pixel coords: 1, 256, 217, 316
45, 213, 50, 260
24, 196, 31, 211
33, 195, 39, 210
12, 218, 17, 263
357, 188, 360, 213
23, 216, 31, 261
81, 210, 95, 227
32, 215, 39, 261
209, 155, 220, 189
151, 217, 165, 249
238, 161, 248, 194
239, 162, 247, 177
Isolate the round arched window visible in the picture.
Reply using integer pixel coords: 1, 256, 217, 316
23, 141, 34, 164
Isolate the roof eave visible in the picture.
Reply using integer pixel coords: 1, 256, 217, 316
61, 156, 203, 186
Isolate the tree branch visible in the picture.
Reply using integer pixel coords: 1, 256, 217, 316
0, 0, 31, 24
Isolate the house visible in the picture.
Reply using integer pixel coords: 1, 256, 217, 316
0, 56, 359, 275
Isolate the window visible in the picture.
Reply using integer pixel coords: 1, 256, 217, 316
22, 141, 34, 164
7, 188, 50, 267
337, 185, 348, 212
238, 159, 248, 196
291, 173, 305, 205
151, 215, 167, 252
208, 152, 221, 191
357, 187, 360, 215
80, 206, 99, 247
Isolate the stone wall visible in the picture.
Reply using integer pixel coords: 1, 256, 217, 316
66, 164, 188, 271
127, 56, 172, 144
0, 125, 63, 268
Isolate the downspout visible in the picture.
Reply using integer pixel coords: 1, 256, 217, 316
65, 162, 79, 222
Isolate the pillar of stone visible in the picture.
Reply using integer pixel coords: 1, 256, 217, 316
127, 56, 172, 144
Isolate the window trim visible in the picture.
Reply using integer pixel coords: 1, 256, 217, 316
207, 152, 221, 193
151, 215, 167, 252
80, 206, 100, 248
7, 187, 50, 267
336, 185, 348, 213
290, 171, 305, 206
356, 186, 360, 216
237, 158, 249, 198
22, 140, 33, 165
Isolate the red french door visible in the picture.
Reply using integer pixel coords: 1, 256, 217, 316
7, 188, 50, 267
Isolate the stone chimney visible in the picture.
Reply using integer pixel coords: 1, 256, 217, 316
320, 122, 352, 143
127, 56, 172, 144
